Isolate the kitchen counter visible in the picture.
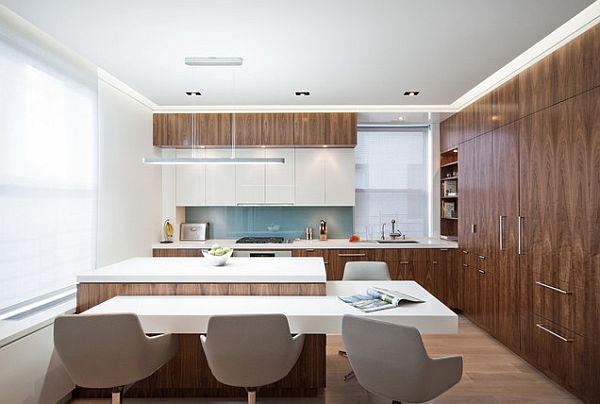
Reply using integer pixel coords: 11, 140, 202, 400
77, 257, 326, 283
152, 237, 458, 250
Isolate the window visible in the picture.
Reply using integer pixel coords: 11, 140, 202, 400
354, 129, 430, 239
0, 28, 97, 311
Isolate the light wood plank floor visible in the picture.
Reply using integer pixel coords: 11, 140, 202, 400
70, 316, 581, 404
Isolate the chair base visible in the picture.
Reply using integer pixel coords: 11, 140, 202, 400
392, 401, 402, 404
246, 387, 257, 404
111, 385, 129, 404
338, 350, 356, 381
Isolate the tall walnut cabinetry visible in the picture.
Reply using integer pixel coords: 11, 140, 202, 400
440, 23, 600, 403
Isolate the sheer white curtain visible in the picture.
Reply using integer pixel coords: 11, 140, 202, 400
354, 129, 430, 239
0, 10, 98, 311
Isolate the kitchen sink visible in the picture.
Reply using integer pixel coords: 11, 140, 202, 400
376, 239, 419, 244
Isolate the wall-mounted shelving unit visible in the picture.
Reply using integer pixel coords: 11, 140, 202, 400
440, 148, 458, 240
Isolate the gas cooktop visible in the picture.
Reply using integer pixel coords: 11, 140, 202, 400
236, 237, 285, 244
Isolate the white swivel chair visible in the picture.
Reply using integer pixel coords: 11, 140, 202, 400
54, 313, 178, 404
343, 314, 463, 403
200, 314, 305, 404
339, 261, 391, 380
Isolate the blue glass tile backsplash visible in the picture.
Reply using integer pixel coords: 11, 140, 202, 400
185, 206, 354, 240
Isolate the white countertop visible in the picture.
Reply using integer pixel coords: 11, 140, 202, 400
152, 237, 458, 250
84, 281, 457, 334
77, 257, 327, 283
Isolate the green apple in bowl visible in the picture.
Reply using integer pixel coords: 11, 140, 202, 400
202, 245, 234, 266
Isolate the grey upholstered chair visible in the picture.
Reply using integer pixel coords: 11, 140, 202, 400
342, 261, 392, 280
54, 313, 178, 404
342, 315, 463, 403
200, 314, 305, 404
339, 261, 391, 381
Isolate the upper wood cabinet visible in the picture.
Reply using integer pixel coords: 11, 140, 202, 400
233, 113, 262, 146
262, 113, 294, 146
153, 112, 356, 148
195, 113, 231, 146
293, 113, 357, 147
153, 114, 193, 147
440, 24, 599, 152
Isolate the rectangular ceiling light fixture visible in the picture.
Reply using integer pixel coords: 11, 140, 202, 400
184, 57, 243, 66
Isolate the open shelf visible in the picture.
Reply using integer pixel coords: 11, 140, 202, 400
440, 148, 459, 240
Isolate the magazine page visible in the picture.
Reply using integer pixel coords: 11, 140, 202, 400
371, 287, 425, 303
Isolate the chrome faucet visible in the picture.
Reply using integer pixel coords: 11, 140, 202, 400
380, 223, 386, 240
389, 219, 403, 240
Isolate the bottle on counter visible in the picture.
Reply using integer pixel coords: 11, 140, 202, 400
305, 227, 313, 240
319, 220, 328, 241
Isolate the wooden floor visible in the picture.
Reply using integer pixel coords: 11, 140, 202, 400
70, 316, 581, 404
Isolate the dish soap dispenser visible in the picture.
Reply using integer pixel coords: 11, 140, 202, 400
319, 220, 328, 241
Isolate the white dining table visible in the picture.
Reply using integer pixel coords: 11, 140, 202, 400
84, 280, 458, 335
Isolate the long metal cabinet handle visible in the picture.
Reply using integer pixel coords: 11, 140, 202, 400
499, 215, 506, 251
536, 324, 572, 342
478, 269, 486, 274
399, 261, 410, 265
338, 253, 366, 257
535, 281, 572, 295
517, 216, 525, 255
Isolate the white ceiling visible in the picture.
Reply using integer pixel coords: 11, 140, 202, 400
0, 0, 594, 107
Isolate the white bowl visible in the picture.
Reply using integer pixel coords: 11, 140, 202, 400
202, 249, 234, 266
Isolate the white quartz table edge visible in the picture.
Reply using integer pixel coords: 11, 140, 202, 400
83, 281, 458, 335
77, 257, 327, 283
152, 237, 459, 250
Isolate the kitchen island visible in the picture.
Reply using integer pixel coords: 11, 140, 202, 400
75, 257, 327, 399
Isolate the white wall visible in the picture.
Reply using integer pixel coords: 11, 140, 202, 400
97, 79, 162, 267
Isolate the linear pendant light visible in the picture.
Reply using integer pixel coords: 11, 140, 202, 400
142, 114, 285, 165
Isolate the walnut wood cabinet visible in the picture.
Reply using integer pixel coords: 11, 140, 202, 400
153, 113, 356, 148
450, 30, 600, 401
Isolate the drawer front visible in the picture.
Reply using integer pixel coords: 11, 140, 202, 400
531, 315, 585, 394
528, 251, 585, 287
532, 277, 585, 336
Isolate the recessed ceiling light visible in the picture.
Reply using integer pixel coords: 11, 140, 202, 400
185, 57, 243, 66
396, 116, 405, 121
404, 91, 420, 96
185, 91, 202, 96
295, 91, 310, 96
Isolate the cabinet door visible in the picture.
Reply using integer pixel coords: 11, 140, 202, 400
327, 113, 357, 146
266, 148, 295, 204
293, 113, 328, 146
235, 149, 265, 204
196, 113, 232, 146
328, 249, 371, 280
234, 114, 262, 146
493, 123, 521, 350
205, 149, 236, 206
519, 95, 588, 287
153, 114, 169, 146
295, 149, 326, 206
458, 139, 476, 254
175, 149, 206, 206
325, 149, 355, 206
262, 113, 294, 146
165, 114, 193, 147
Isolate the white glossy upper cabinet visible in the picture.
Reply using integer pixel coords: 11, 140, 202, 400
235, 148, 265, 204
325, 148, 355, 206
266, 148, 295, 204
175, 149, 206, 206
295, 148, 326, 206
205, 149, 236, 206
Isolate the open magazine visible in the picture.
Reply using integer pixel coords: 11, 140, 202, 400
339, 287, 425, 312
